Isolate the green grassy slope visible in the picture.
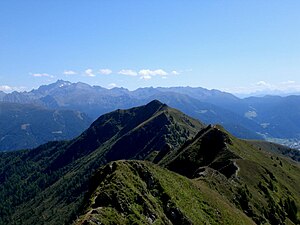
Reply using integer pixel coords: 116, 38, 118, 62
160, 125, 300, 224
75, 160, 254, 225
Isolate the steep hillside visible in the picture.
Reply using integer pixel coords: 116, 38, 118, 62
0, 100, 204, 225
75, 161, 254, 225
45, 100, 204, 171
160, 125, 300, 224
0, 102, 92, 151
74, 128, 300, 225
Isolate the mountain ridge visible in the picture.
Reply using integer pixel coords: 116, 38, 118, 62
0, 100, 204, 224
0, 101, 299, 224
159, 125, 300, 224
74, 160, 255, 225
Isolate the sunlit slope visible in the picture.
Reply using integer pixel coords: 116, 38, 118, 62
160, 125, 300, 224
75, 160, 254, 225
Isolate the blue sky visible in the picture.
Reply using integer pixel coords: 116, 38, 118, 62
1, 1, 300, 94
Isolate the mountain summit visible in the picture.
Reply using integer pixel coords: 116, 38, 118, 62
47, 100, 204, 170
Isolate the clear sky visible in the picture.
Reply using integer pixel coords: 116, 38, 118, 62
1, 1, 300, 94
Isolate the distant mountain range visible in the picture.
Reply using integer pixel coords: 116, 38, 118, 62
0, 101, 299, 224
1, 80, 300, 150
235, 90, 300, 98
0, 102, 92, 151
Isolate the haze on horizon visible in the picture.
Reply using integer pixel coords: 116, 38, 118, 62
1, 1, 300, 95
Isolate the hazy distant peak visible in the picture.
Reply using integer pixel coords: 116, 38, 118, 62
36, 79, 72, 93
73, 81, 92, 89
50, 79, 72, 88
57, 80, 71, 87
111, 87, 128, 90
56, 79, 71, 84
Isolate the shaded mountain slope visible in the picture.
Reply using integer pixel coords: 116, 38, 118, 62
161, 125, 240, 179
0, 100, 204, 225
159, 125, 300, 224
47, 100, 204, 171
75, 160, 254, 225
0, 102, 92, 151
